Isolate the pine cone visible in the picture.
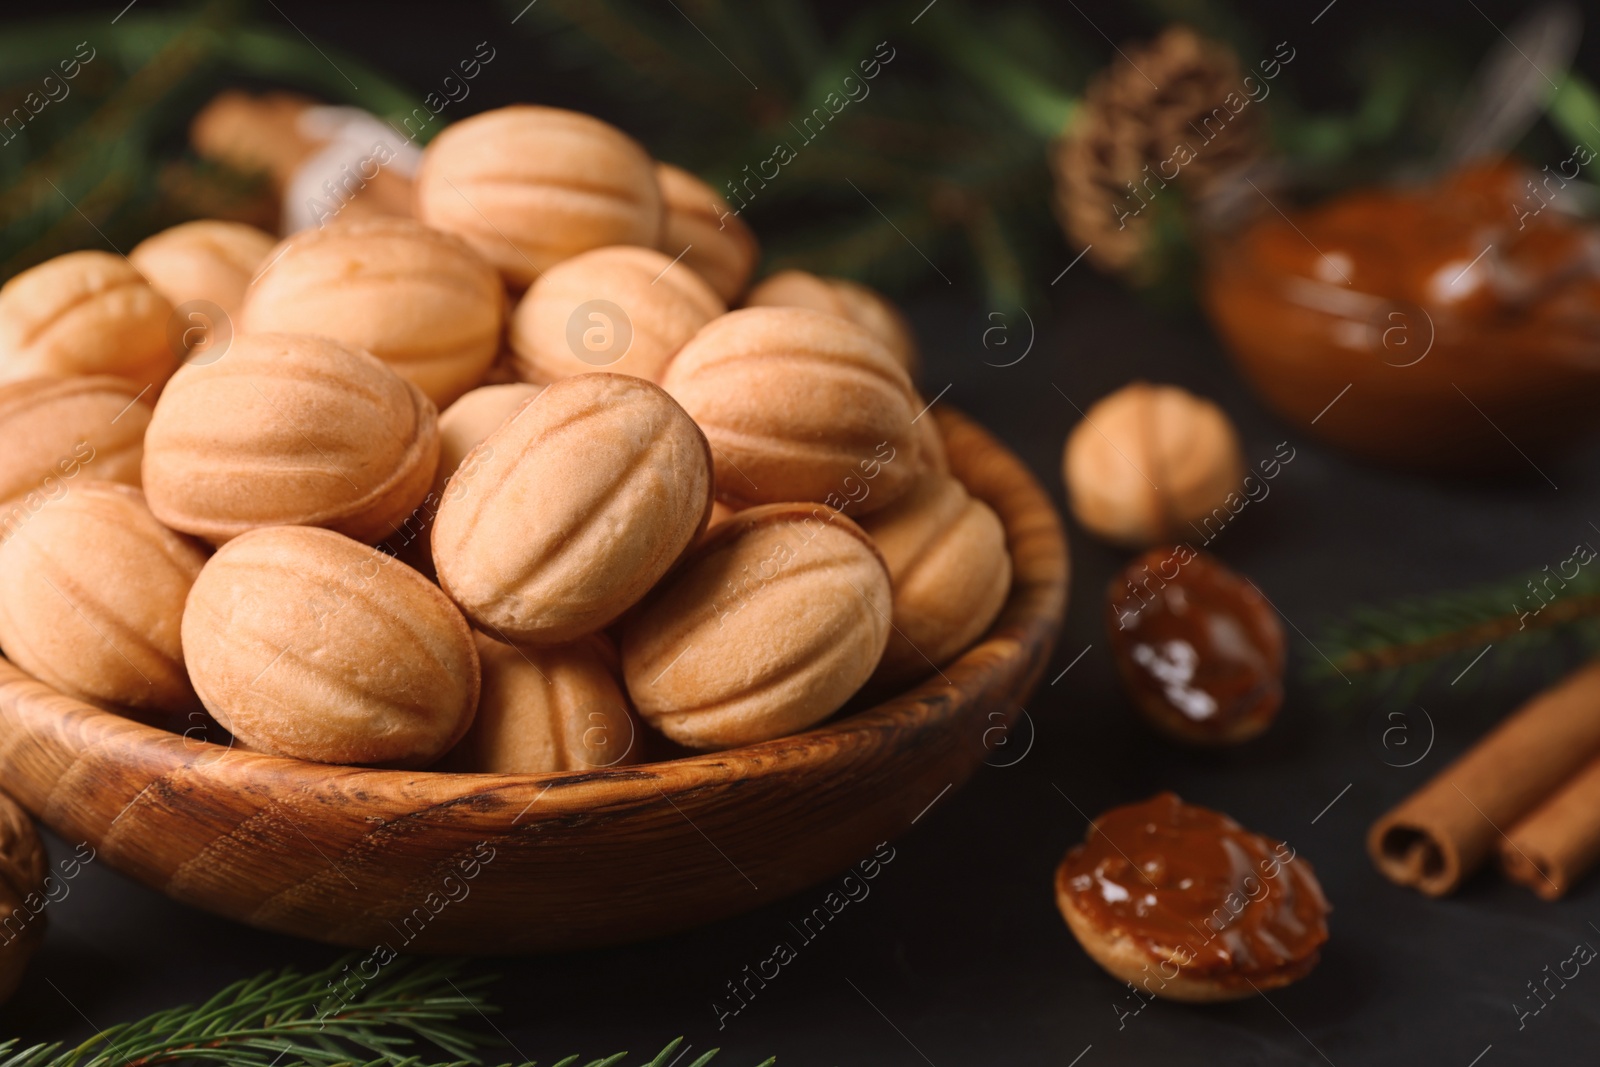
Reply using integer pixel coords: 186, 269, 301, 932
1051, 25, 1264, 279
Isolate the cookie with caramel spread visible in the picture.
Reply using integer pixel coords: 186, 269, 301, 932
1055, 792, 1330, 1001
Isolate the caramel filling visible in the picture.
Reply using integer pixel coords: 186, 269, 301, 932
1059, 792, 1330, 986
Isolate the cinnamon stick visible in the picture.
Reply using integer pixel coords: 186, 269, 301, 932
1368, 661, 1600, 896
1499, 753, 1600, 900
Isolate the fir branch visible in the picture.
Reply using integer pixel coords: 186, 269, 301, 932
1309, 559, 1600, 704
1547, 72, 1600, 158
918, 5, 1078, 141
0, 961, 772, 1067
0, 6, 428, 273
961, 194, 1029, 310
1, 957, 493, 1067
506, 0, 1066, 302
509, 0, 769, 121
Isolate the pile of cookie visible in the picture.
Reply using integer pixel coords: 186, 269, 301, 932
0, 104, 1012, 773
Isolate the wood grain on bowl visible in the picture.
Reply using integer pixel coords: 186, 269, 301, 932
0, 409, 1067, 954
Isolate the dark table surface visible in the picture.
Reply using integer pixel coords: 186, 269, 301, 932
9, 2, 1600, 1064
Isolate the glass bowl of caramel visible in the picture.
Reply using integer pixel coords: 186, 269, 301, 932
1201, 159, 1600, 470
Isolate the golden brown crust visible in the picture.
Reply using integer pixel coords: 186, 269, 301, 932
0, 376, 150, 506
442, 632, 641, 774
1062, 382, 1244, 548
415, 105, 663, 288
705, 499, 742, 534
182, 525, 479, 767
691, 500, 888, 570
744, 270, 919, 379
660, 306, 921, 516
0, 251, 177, 391
0, 405, 1069, 953
654, 162, 759, 304
914, 410, 949, 477
436, 384, 543, 487
509, 245, 723, 384
385, 383, 543, 576
0, 482, 206, 715
129, 219, 276, 322
141, 333, 440, 545
620, 502, 892, 750
241, 216, 504, 408
860, 473, 1012, 688
432, 373, 714, 646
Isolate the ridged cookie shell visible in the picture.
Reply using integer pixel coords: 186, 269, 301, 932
620, 502, 892, 750
509, 245, 723, 384
181, 525, 479, 767
0, 482, 205, 715
859, 473, 1011, 687
142, 333, 439, 545
414, 105, 662, 288
0, 376, 151, 505
432, 373, 713, 645
0, 250, 177, 390
242, 217, 504, 408
655, 162, 758, 304
442, 633, 640, 773
660, 306, 921, 515
129, 219, 276, 321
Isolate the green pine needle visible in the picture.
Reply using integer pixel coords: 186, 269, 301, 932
1309, 560, 1600, 707
0, 958, 772, 1067
0, 4, 428, 275
0, 958, 492, 1067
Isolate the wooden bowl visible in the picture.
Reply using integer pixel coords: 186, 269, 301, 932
0, 410, 1067, 953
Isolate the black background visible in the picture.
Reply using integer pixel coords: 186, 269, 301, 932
7, 1, 1600, 1064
